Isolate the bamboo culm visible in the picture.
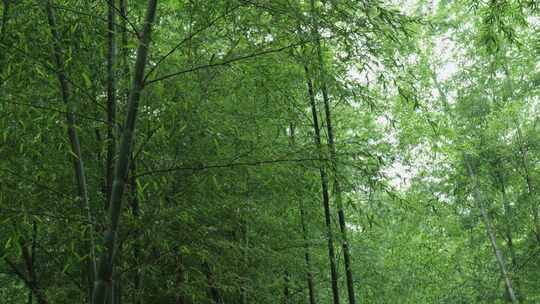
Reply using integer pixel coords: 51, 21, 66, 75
92, 0, 158, 303
465, 155, 518, 304
309, 0, 356, 302
44, 0, 97, 286
290, 122, 317, 304
105, 0, 118, 205
304, 63, 340, 304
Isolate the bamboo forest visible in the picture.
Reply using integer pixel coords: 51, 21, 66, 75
3, 0, 540, 303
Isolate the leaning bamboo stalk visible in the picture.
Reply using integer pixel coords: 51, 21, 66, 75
44, 0, 97, 283
465, 154, 518, 304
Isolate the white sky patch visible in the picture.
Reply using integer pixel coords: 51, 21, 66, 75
433, 35, 459, 82
264, 34, 274, 43
347, 222, 363, 232
527, 16, 540, 27
406, 53, 419, 65
346, 65, 366, 85
437, 62, 458, 82
346, 0, 460, 192
393, 0, 440, 16
346, 59, 384, 87
384, 160, 415, 190
376, 115, 390, 127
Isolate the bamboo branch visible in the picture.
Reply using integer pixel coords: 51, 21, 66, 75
136, 157, 328, 177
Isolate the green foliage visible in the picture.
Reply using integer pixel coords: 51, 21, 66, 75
1, 0, 540, 303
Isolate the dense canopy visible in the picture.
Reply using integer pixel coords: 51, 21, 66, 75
1, 0, 540, 303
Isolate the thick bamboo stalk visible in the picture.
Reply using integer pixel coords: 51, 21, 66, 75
105, 0, 118, 206
92, 1, 158, 303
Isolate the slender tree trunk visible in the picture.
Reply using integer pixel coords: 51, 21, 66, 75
494, 167, 521, 300
44, 0, 97, 287
310, 1, 356, 302
5, 257, 48, 304
497, 172, 517, 263
0, 0, 10, 81
130, 159, 143, 304
300, 200, 317, 304
29, 221, 37, 304
465, 155, 518, 304
516, 126, 540, 244
0, 0, 8, 42
503, 59, 540, 247
501, 184, 518, 267
316, 43, 356, 304
115, 273, 122, 304
5, 229, 48, 304
92, 1, 158, 303
105, 0, 118, 205
304, 63, 340, 304
174, 251, 185, 304
28, 283, 33, 303
119, 0, 130, 90
112, 243, 123, 304
119, 1, 142, 302
241, 178, 250, 304
289, 122, 317, 304
105, 274, 113, 304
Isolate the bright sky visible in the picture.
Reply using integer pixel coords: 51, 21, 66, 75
380, 0, 458, 190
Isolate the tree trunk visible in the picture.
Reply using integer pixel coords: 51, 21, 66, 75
111, 244, 123, 304
516, 126, 540, 244
304, 63, 340, 304
0, 0, 10, 81
492, 164, 522, 301
119, 0, 130, 93
92, 1, 158, 303
130, 159, 143, 304
114, 271, 122, 304
310, 1, 356, 303
6, 259, 48, 304
283, 271, 291, 304
290, 122, 317, 304
465, 155, 519, 304
44, 0, 97, 287
300, 200, 317, 304
174, 251, 185, 304
504, 60, 540, 247
105, 0, 118, 206
0, 0, 9, 43
241, 178, 250, 304
119, 1, 142, 303
27, 221, 36, 304
5, 236, 49, 304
